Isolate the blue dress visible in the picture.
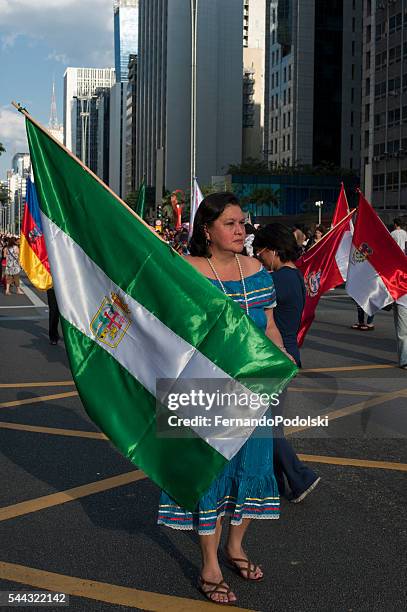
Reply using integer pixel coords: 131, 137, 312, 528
158, 267, 281, 535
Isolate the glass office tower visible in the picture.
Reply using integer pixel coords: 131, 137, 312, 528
114, 0, 139, 82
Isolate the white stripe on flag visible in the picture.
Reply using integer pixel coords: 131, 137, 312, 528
346, 246, 393, 315
335, 230, 353, 281
42, 214, 272, 459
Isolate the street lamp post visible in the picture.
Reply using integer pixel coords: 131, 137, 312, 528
190, 0, 198, 201
315, 200, 323, 225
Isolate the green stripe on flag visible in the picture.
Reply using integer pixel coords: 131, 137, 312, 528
62, 317, 227, 510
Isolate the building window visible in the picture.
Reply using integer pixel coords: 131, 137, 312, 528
364, 130, 369, 148
352, 64, 355, 80
350, 134, 354, 150
272, 30, 275, 44
276, 49, 279, 62
350, 157, 353, 169
287, 134, 290, 151
288, 64, 292, 81
365, 103, 370, 122
272, 8, 276, 24
271, 96, 275, 111
284, 67, 287, 83
366, 25, 371, 43
275, 116, 278, 130
283, 89, 287, 105
351, 88, 354, 103
283, 113, 286, 128
272, 51, 275, 66
352, 41, 355, 56
365, 77, 370, 96
276, 72, 279, 87
288, 111, 291, 127
366, 51, 370, 70
351, 111, 354, 127
367, 0, 371, 17
352, 17, 355, 33
288, 88, 291, 103
283, 135, 286, 151
272, 73, 275, 88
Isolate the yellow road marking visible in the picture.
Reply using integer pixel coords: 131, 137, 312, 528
286, 389, 407, 434
0, 381, 74, 389
0, 421, 106, 439
0, 471, 145, 522
302, 364, 397, 373
0, 561, 254, 612
298, 454, 407, 472
0, 391, 78, 409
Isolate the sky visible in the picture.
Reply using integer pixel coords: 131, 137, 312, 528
0, 0, 115, 179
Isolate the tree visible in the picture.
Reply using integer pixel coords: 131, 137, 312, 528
240, 187, 280, 215
0, 142, 5, 156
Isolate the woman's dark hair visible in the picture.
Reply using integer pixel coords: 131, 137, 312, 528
7, 237, 17, 247
252, 223, 301, 262
189, 192, 241, 257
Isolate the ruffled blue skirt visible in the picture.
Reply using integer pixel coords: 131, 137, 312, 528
158, 432, 280, 535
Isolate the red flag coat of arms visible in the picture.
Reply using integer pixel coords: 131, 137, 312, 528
296, 210, 356, 346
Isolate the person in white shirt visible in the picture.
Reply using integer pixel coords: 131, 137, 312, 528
391, 218, 407, 254
390, 218, 407, 369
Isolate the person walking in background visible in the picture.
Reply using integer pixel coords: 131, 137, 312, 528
351, 303, 375, 331
253, 223, 321, 503
391, 218, 407, 254
47, 287, 60, 345
390, 221, 407, 368
4, 236, 24, 295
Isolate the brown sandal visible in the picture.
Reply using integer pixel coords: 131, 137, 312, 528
223, 551, 263, 581
198, 576, 236, 605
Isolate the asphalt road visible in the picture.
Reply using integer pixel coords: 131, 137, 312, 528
0, 278, 406, 612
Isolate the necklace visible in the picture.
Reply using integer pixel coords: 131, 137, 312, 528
206, 254, 249, 316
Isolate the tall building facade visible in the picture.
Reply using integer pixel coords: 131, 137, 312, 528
114, 0, 139, 82
63, 67, 116, 171
361, 0, 407, 217
136, 0, 243, 192
265, 1, 362, 170
243, 0, 267, 161
126, 54, 138, 195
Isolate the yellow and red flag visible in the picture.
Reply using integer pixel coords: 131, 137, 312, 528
19, 177, 52, 290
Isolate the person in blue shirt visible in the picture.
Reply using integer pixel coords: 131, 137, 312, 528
253, 223, 320, 503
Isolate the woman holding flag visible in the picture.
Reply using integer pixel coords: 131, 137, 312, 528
158, 193, 293, 605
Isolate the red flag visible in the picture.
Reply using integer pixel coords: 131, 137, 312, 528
296, 210, 356, 346
331, 182, 349, 227
346, 192, 407, 314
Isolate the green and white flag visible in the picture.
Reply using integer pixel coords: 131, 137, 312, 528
25, 113, 297, 510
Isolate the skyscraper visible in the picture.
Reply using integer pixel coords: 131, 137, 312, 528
136, 0, 243, 192
264, 0, 362, 170
63, 67, 116, 171
48, 80, 64, 144
114, 0, 139, 82
361, 0, 407, 218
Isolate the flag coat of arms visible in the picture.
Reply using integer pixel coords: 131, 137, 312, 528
25, 113, 296, 510
296, 211, 355, 346
346, 192, 407, 315
19, 177, 52, 290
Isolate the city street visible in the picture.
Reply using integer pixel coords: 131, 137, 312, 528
0, 278, 406, 612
